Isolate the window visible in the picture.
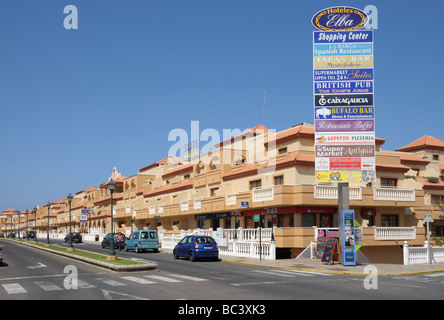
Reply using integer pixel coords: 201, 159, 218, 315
433, 154, 439, 161
381, 178, 397, 187
278, 147, 287, 155
274, 175, 284, 185
210, 188, 219, 196
431, 195, 444, 205
249, 179, 262, 189
184, 174, 190, 180
382, 215, 398, 227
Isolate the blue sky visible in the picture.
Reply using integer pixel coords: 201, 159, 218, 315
1, 0, 442, 211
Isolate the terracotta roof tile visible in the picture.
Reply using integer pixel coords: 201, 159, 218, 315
396, 135, 444, 152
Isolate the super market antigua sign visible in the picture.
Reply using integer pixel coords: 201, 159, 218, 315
312, 6, 368, 31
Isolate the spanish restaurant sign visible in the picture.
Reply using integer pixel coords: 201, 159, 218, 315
313, 6, 375, 183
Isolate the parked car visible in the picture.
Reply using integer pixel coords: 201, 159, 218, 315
125, 230, 159, 253
0, 247, 2, 266
0, 233, 4, 238
27, 231, 36, 239
101, 233, 126, 249
64, 232, 82, 243
173, 235, 219, 262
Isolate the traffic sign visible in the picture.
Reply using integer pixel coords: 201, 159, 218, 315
254, 214, 260, 222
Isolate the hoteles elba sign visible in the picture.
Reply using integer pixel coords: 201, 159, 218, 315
312, 5, 375, 184
312, 6, 368, 31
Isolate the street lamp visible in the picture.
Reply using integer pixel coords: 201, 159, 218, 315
17, 211, 21, 239
26, 209, 29, 240
67, 193, 74, 249
33, 206, 38, 242
108, 179, 116, 258
267, 208, 277, 241
231, 210, 241, 240
46, 200, 51, 245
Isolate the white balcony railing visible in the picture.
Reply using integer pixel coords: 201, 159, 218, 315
373, 187, 415, 202
252, 186, 274, 202
314, 185, 362, 200
374, 227, 416, 240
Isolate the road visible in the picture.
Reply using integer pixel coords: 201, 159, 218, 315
1, 239, 444, 303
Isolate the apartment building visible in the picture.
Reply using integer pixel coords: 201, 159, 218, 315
2, 124, 444, 263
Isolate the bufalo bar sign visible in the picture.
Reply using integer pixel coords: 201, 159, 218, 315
312, 6, 375, 184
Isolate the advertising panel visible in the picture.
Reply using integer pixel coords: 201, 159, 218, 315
314, 93, 373, 107
314, 55, 373, 69
314, 68, 373, 81
314, 80, 373, 94
313, 8, 375, 184
312, 7, 368, 31
315, 133, 375, 145
340, 210, 356, 266
316, 144, 374, 158
314, 106, 374, 120
315, 119, 374, 132
314, 30, 373, 43
313, 43, 373, 56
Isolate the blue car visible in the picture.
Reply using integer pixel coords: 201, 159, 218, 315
173, 235, 219, 262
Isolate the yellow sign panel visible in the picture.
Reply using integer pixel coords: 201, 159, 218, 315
316, 170, 375, 183
314, 56, 373, 69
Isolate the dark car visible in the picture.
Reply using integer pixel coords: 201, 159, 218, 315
173, 235, 219, 262
64, 232, 82, 243
27, 231, 36, 239
101, 233, 126, 249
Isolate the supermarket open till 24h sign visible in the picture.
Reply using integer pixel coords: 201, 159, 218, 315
312, 6, 375, 183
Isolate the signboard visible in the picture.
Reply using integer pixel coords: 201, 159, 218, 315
315, 237, 327, 259
312, 7, 368, 32
240, 201, 249, 208
321, 238, 338, 264
313, 11, 375, 183
253, 214, 260, 222
340, 210, 356, 265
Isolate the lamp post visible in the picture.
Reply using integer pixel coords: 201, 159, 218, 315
67, 193, 74, 249
26, 209, 29, 240
17, 211, 21, 239
108, 179, 116, 258
267, 208, 277, 241
46, 200, 51, 245
231, 210, 241, 240
33, 206, 38, 242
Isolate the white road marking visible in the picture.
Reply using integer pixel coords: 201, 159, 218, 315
167, 274, 208, 281
120, 276, 156, 285
144, 275, 183, 283
3, 283, 28, 294
34, 281, 63, 292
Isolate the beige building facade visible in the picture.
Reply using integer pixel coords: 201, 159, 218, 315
2, 123, 444, 264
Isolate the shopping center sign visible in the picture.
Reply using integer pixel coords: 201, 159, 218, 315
312, 6, 375, 183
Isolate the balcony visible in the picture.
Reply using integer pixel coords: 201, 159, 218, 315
314, 185, 362, 200
373, 187, 415, 202
252, 186, 274, 202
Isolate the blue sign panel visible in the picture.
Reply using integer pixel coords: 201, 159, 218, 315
312, 7, 368, 31
314, 68, 373, 82
314, 30, 373, 43
314, 80, 373, 94
340, 210, 356, 266
315, 106, 374, 120
313, 43, 373, 56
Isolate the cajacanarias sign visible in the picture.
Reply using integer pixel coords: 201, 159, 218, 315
312, 6, 368, 31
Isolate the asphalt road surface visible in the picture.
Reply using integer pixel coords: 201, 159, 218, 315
1, 239, 444, 303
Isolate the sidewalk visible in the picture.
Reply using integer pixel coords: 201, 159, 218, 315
218, 254, 444, 276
